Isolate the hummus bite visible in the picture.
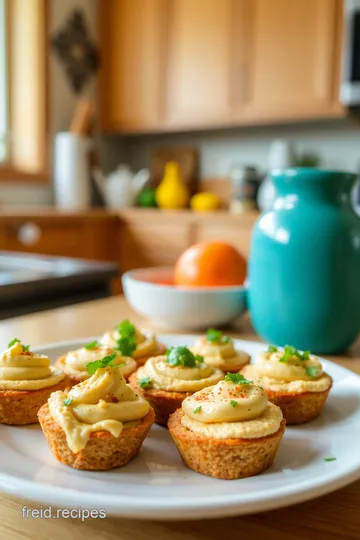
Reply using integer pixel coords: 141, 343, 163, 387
129, 346, 223, 426
0, 338, 67, 425
168, 373, 285, 479
102, 319, 166, 366
55, 339, 137, 388
191, 328, 250, 373
241, 345, 332, 425
38, 355, 154, 470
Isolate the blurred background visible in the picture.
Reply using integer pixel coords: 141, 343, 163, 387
0, 0, 359, 318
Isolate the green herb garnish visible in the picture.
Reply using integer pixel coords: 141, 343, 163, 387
84, 340, 100, 350
86, 353, 117, 375
8, 338, 20, 348
225, 372, 253, 385
306, 365, 319, 378
279, 345, 312, 363
267, 345, 278, 353
115, 337, 137, 356
139, 376, 152, 389
230, 400, 237, 407
193, 406, 202, 414
166, 346, 204, 368
63, 397, 73, 406
22, 345, 30, 352
116, 320, 136, 338
206, 328, 231, 344
324, 457, 336, 462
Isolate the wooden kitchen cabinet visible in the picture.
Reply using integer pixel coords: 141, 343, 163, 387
237, 0, 344, 122
165, 0, 235, 127
99, 0, 344, 132
99, 0, 167, 131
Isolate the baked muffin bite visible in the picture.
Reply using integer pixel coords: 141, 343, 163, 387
102, 319, 166, 366
38, 356, 154, 470
55, 339, 137, 387
241, 345, 332, 425
168, 373, 285, 479
129, 346, 223, 426
0, 338, 67, 425
191, 328, 250, 373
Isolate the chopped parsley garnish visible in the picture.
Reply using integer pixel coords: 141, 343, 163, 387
193, 406, 202, 414
206, 328, 231, 344
115, 337, 137, 356
8, 338, 30, 352
225, 372, 253, 385
63, 397, 73, 406
324, 457, 336, 462
139, 376, 152, 389
116, 319, 136, 338
306, 365, 319, 378
267, 345, 278, 353
230, 400, 237, 407
279, 345, 311, 363
84, 340, 100, 350
86, 353, 117, 375
166, 346, 204, 368
8, 338, 20, 348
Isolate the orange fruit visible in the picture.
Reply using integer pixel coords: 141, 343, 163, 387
174, 241, 247, 287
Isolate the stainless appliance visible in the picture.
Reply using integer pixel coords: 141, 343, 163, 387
341, 0, 360, 104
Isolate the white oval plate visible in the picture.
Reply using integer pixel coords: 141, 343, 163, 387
0, 335, 360, 520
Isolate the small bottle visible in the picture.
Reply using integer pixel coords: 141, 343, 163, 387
229, 165, 261, 214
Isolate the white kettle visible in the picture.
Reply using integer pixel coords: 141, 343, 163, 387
93, 164, 149, 209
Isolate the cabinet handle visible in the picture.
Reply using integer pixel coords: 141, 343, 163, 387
16, 222, 42, 246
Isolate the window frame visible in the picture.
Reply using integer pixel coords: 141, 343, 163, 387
0, 0, 49, 183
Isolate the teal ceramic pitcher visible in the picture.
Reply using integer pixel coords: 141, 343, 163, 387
248, 168, 360, 354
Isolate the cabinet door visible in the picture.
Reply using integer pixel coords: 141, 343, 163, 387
100, 0, 166, 132
166, 0, 235, 127
236, 0, 343, 122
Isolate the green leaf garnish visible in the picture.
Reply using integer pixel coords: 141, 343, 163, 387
230, 400, 237, 407
86, 353, 117, 375
193, 406, 202, 414
225, 372, 253, 385
63, 397, 73, 406
115, 337, 137, 356
139, 376, 152, 389
206, 328, 232, 344
84, 340, 100, 350
279, 345, 312, 363
324, 457, 336, 462
116, 320, 136, 338
8, 338, 20, 348
306, 365, 319, 378
22, 345, 30, 352
166, 346, 204, 368
267, 345, 278, 353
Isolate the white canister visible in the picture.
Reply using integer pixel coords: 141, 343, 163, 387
53, 132, 92, 210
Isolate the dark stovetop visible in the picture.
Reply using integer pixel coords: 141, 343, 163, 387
0, 252, 120, 319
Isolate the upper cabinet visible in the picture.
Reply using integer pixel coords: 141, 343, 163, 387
99, 0, 345, 133
99, 0, 167, 131
165, 0, 235, 127
236, 0, 344, 122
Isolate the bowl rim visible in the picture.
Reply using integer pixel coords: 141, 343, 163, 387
122, 266, 248, 293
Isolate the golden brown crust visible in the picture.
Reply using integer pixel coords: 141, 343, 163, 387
135, 342, 167, 366
0, 377, 69, 425
129, 371, 192, 427
168, 409, 286, 479
38, 403, 155, 470
54, 355, 136, 390
264, 383, 332, 424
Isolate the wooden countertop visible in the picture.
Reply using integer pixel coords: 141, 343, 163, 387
0, 296, 359, 540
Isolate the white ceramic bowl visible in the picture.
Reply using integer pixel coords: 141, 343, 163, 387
122, 267, 247, 330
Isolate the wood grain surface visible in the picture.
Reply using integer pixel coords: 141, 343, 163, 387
0, 295, 359, 540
